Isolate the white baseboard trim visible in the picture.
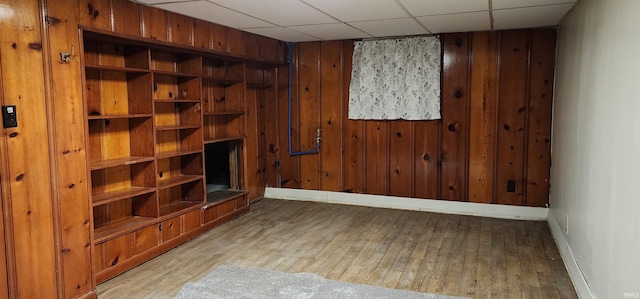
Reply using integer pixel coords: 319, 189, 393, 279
264, 187, 548, 220
547, 215, 595, 299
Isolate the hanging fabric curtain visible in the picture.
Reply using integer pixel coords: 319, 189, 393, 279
348, 36, 441, 120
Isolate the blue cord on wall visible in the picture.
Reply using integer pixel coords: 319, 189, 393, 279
287, 42, 321, 156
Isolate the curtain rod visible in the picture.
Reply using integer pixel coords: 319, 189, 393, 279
360, 34, 439, 42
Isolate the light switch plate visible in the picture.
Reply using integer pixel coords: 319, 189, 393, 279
2, 105, 17, 128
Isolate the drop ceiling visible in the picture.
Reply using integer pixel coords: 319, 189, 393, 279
133, 0, 577, 42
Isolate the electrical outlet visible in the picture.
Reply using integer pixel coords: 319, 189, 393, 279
507, 179, 516, 193
565, 214, 569, 235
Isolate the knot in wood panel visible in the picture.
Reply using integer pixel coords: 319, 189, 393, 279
86, 4, 99, 18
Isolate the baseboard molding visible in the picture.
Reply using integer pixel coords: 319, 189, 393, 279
548, 215, 595, 299
264, 187, 548, 220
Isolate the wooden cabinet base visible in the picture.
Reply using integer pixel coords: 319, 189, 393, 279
95, 198, 250, 284
76, 290, 98, 299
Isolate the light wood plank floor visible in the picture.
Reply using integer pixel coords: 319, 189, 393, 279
97, 198, 578, 299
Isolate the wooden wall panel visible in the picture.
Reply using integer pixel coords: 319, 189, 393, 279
468, 31, 499, 204
142, 5, 167, 41
0, 0, 57, 296
167, 12, 193, 46
111, 0, 142, 37
44, 0, 96, 295
244, 32, 260, 59
365, 121, 389, 195
440, 33, 470, 201
0, 185, 7, 297
413, 121, 440, 199
319, 41, 342, 192
193, 19, 210, 50
256, 89, 267, 196
245, 89, 260, 200
340, 41, 365, 194
263, 69, 279, 188
496, 30, 529, 206
273, 30, 556, 207
79, 0, 111, 30
210, 24, 227, 52
297, 42, 320, 190
226, 28, 244, 56
526, 29, 556, 207
0, 0, 285, 296
389, 121, 413, 197
263, 38, 283, 62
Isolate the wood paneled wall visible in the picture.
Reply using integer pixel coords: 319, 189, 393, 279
75, 0, 284, 61
0, 0, 58, 297
0, 0, 284, 297
265, 29, 556, 207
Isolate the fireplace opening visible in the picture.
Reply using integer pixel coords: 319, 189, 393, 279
204, 140, 240, 196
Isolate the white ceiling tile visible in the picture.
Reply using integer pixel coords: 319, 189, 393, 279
244, 27, 321, 42
349, 18, 428, 38
493, 0, 577, 10
154, 1, 273, 29
302, 0, 408, 22
417, 11, 490, 33
141, 0, 576, 42
399, 0, 488, 16
288, 23, 372, 40
207, 0, 336, 26
493, 3, 575, 30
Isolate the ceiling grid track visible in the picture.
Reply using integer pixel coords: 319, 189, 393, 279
139, 0, 577, 42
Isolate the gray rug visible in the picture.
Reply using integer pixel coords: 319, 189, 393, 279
175, 265, 469, 299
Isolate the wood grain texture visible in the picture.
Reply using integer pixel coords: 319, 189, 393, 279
256, 87, 267, 197
468, 31, 499, 204
96, 199, 578, 299
111, 0, 142, 37
0, 0, 57, 296
441, 33, 470, 201
0, 159, 8, 297
167, 11, 192, 46
210, 23, 227, 53
526, 29, 556, 207
243, 32, 260, 59
413, 120, 440, 199
297, 42, 320, 190
365, 121, 389, 195
79, 0, 111, 31
226, 28, 244, 56
389, 120, 413, 197
496, 30, 529, 206
44, 0, 95, 296
340, 40, 365, 194
142, 5, 167, 41
192, 19, 210, 50
263, 68, 279, 188
2, 0, 295, 296
244, 86, 260, 200
274, 30, 556, 207
319, 41, 342, 192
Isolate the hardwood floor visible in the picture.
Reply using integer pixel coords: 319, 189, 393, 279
97, 198, 578, 298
